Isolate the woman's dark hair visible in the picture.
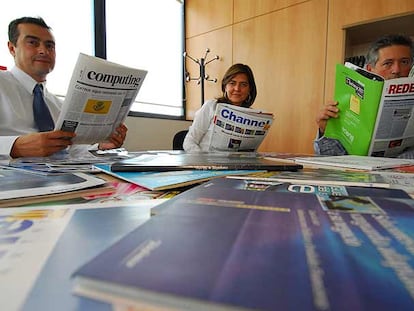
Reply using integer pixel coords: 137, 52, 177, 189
8, 16, 51, 45
217, 63, 257, 108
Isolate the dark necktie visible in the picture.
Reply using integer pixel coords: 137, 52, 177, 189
33, 84, 55, 132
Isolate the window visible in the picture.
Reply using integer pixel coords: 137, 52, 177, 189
0, 0, 185, 118
0, 0, 93, 98
106, 0, 185, 117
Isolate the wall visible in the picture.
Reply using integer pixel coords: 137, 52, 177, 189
324, 0, 414, 100
184, 0, 414, 154
185, 0, 328, 154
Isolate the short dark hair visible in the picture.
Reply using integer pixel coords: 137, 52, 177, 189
8, 16, 51, 45
366, 34, 414, 67
217, 63, 257, 108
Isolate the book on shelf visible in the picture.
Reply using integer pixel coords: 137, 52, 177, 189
94, 163, 264, 191
72, 177, 414, 310
293, 155, 414, 171
54, 53, 147, 145
110, 151, 302, 172
324, 62, 414, 156
226, 167, 392, 188
208, 103, 274, 152
0, 166, 106, 200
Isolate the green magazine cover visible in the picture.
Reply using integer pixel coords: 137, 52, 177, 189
324, 63, 384, 155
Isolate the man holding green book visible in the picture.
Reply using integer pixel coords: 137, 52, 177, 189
314, 34, 414, 157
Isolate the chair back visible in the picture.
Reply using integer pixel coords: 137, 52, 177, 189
172, 130, 188, 150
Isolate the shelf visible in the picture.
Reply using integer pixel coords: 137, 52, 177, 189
344, 13, 414, 61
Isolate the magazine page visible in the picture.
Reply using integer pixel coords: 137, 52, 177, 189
55, 53, 147, 144
324, 63, 384, 155
0, 166, 106, 200
293, 155, 414, 171
368, 77, 414, 157
0, 207, 75, 311
208, 103, 274, 152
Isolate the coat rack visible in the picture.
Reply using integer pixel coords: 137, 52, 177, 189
184, 48, 220, 105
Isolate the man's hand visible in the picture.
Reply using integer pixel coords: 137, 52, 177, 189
98, 123, 128, 150
316, 100, 339, 135
10, 130, 76, 158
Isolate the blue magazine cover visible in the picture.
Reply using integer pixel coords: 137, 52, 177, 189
94, 163, 263, 190
72, 178, 414, 310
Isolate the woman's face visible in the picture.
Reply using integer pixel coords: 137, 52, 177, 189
224, 73, 250, 106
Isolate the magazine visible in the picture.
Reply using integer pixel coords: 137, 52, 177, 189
110, 152, 302, 172
7, 148, 131, 175
209, 103, 274, 151
0, 202, 157, 311
293, 155, 414, 171
226, 167, 391, 188
94, 163, 264, 191
55, 53, 147, 144
0, 166, 106, 200
72, 179, 414, 310
324, 62, 414, 156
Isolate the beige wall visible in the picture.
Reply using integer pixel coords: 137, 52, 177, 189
123, 116, 191, 151
184, 0, 414, 154
325, 0, 414, 100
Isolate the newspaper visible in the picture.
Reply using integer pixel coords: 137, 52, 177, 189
55, 53, 147, 144
325, 63, 414, 156
368, 76, 414, 157
209, 103, 274, 151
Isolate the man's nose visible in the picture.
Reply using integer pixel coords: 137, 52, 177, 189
391, 62, 402, 75
37, 43, 49, 54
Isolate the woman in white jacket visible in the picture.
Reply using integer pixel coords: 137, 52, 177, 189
183, 63, 257, 152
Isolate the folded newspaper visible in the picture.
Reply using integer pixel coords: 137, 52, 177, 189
55, 53, 147, 144
209, 103, 274, 151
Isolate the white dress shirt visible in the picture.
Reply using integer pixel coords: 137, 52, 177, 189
0, 66, 62, 156
0, 66, 95, 157
183, 99, 218, 152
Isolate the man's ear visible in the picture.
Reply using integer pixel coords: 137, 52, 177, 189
366, 63, 373, 72
7, 42, 15, 57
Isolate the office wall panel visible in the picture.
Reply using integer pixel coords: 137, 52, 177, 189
234, 0, 308, 23
325, 0, 414, 101
184, 0, 414, 154
233, 0, 328, 153
185, 0, 233, 38
185, 27, 233, 119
